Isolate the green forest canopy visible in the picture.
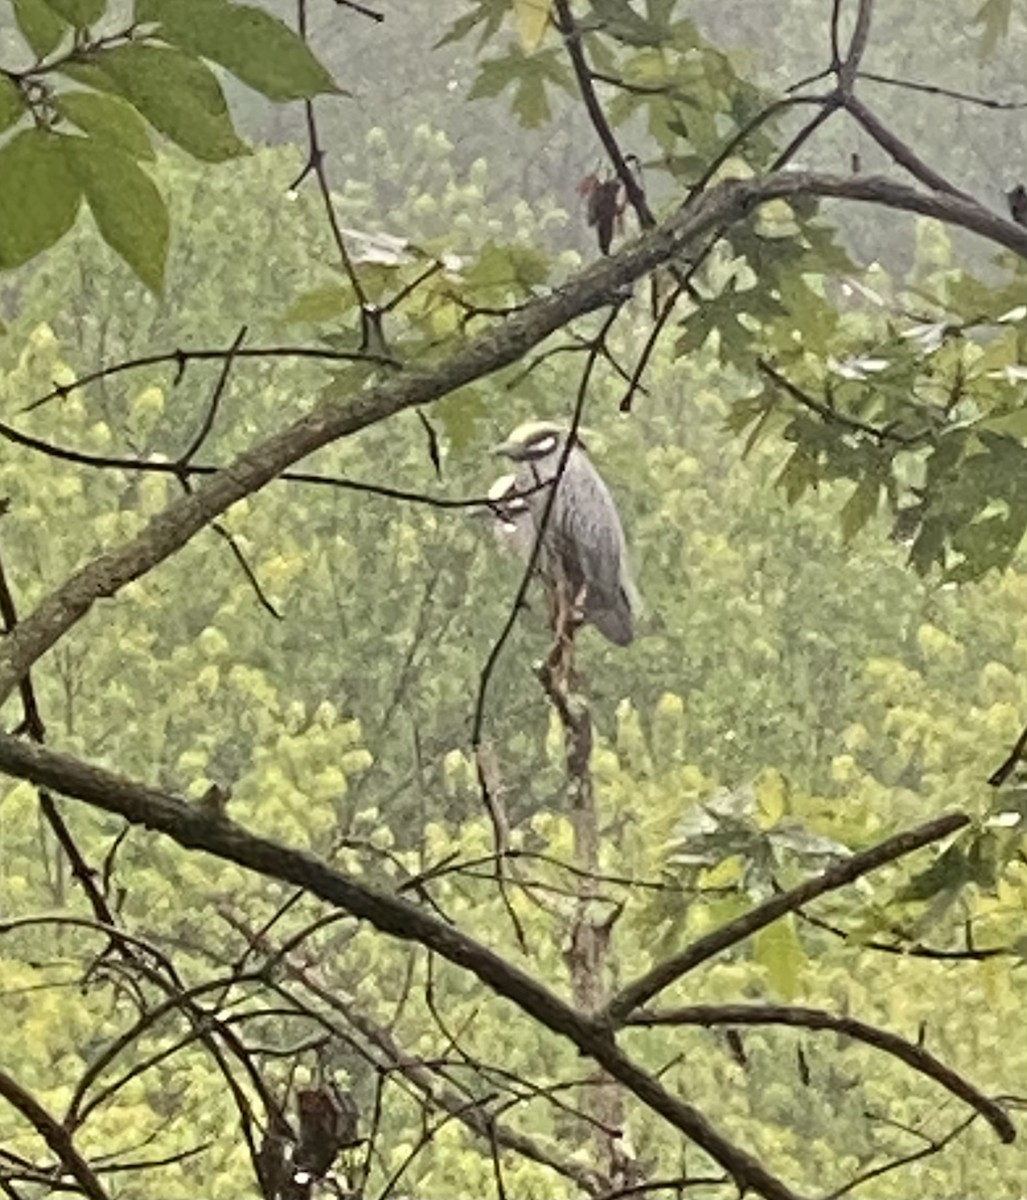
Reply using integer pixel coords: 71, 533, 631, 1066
1, 1, 1027, 1197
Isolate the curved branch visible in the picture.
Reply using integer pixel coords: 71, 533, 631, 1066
0, 1071, 109, 1200
1, 172, 1025, 706
843, 94, 975, 200
552, 0, 653, 228
0, 731, 807, 1200
24, 344, 399, 415
0, 415, 548, 512
857, 70, 1027, 111
605, 811, 969, 1022
627, 1003, 1014, 1143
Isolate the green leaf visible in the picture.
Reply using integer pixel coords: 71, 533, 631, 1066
0, 128, 81, 270
839, 474, 881, 542
433, 0, 507, 50
979, 408, 1027, 440
282, 285, 350, 324
435, 386, 488, 453
57, 61, 111, 91
54, 92, 154, 160
776, 444, 819, 505
972, 0, 1011, 59
588, 0, 664, 45
674, 306, 719, 356
900, 844, 967, 902
0, 76, 26, 134
77, 44, 248, 161
463, 240, 551, 298
468, 46, 572, 128
60, 135, 168, 293
44, 0, 106, 26
513, 0, 552, 51
753, 915, 804, 1001
135, 0, 340, 101
12, 0, 68, 57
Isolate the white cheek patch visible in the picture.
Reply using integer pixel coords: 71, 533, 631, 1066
530, 435, 557, 456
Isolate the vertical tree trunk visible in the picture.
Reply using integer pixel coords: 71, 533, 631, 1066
539, 623, 639, 1189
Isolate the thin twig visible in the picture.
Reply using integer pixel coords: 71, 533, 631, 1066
756, 358, 932, 446
618, 282, 686, 412
823, 1114, 975, 1200
23, 344, 398, 414
628, 1003, 1014, 1142
333, 0, 383, 19
0, 415, 546, 511
858, 70, 1027, 110
797, 907, 1013, 961
294, 0, 376, 350
175, 326, 247, 468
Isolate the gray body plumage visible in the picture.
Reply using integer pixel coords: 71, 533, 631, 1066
490, 422, 641, 646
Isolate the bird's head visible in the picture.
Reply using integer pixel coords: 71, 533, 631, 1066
491, 420, 586, 463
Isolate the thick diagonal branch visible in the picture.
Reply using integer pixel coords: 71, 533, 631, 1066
0, 1070, 109, 1200
0, 174, 1024, 707
0, 731, 805, 1200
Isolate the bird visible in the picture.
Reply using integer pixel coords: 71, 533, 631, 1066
489, 420, 641, 646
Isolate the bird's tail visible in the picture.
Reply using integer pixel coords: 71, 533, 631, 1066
591, 589, 636, 646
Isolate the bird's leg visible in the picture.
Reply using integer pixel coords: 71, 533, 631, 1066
564, 584, 588, 690
570, 583, 587, 631
544, 578, 577, 684
546, 580, 561, 636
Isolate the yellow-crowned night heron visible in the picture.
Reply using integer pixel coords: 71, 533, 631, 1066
490, 421, 641, 646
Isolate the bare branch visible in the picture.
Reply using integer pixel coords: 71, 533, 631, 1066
606, 811, 969, 1022
843, 94, 976, 200
627, 1003, 1014, 1142
0, 415, 545, 512
858, 70, 1027, 110
552, 0, 654, 231
175, 325, 247, 469
294, 4, 365, 303
0, 1070, 110, 1200
24, 344, 398, 415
